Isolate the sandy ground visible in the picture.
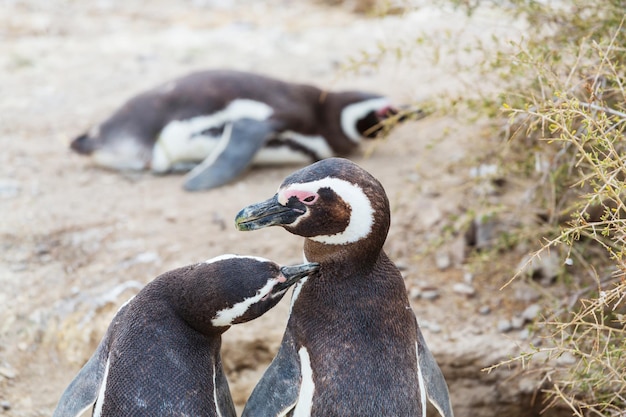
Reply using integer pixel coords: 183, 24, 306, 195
0, 1, 533, 415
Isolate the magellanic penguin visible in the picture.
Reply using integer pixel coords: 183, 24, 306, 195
70, 70, 419, 191
53, 255, 319, 417
235, 158, 454, 417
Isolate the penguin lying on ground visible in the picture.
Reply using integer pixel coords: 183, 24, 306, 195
70, 69, 420, 191
235, 158, 454, 417
53, 255, 319, 417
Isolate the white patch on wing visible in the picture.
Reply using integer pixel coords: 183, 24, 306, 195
340, 97, 390, 143
211, 279, 276, 327
279, 177, 375, 245
152, 99, 273, 171
292, 347, 315, 417
416, 342, 427, 417
92, 357, 111, 417
253, 132, 335, 166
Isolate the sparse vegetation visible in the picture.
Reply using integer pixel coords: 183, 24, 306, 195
447, 1, 626, 415
347, 0, 626, 414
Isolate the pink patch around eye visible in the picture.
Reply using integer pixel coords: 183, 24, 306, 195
280, 189, 318, 205
376, 106, 394, 118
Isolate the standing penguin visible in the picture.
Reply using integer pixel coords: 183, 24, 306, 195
70, 69, 419, 191
235, 158, 454, 417
53, 255, 319, 417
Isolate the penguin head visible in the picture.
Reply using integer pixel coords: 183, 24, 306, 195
192, 255, 319, 330
235, 158, 390, 262
326, 91, 420, 144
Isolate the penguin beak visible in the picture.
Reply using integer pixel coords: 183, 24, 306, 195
235, 194, 304, 231
273, 262, 320, 293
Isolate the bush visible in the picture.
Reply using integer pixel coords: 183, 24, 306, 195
458, 1, 626, 415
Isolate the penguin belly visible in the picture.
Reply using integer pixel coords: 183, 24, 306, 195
91, 137, 152, 171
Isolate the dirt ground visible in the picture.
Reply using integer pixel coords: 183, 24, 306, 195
1, 1, 534, 416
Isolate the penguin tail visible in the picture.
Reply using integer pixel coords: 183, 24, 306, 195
70, 134, 96, 155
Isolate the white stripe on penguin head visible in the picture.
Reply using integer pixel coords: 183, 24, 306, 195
211, 278, 277, 327
278, 177, 375, 245
340, 97, 390, 143
206, 254, 279, 326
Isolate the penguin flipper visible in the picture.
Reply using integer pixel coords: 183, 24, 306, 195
416, 327, 454, 417
242, 332, 301, 417
52, 340, 109, 417
183, 118, 277, 191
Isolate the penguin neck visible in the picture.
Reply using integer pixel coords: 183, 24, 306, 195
316, 92, 361, 155
155, 274, 230, 337
303, 238, 381, 272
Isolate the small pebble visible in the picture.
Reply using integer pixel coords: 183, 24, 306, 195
521, 303, 541, 322
0, 366, 17, 379
1, 401, 10, 411
463, 272, 474, 284
497, 319, 512, 333
511, 316, 525, 330
420, 287, 440, 300
422, 320, 442, 333
478, 305, 491, 315
519, 328, 530, 340
435, 252, 451, 270
409, 288, 421, 299
452, 282, 475, 296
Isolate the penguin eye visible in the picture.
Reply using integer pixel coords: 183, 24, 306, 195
301, 195, 318, 205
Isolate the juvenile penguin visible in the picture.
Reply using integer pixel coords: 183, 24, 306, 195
53, 255, 319, 417
235, 158, 454, 417
70, 69, 419, 191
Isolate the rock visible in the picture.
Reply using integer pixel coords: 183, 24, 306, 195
497, 319, 512, 333
421, 320, 442, 333
435, 251, 451, 270
0, 366, 17, 379
511, 316, 525, 330
409, 286, 441, 300
436, 334, 571, 417
478, 305, 491, 315
469, 164, 499, 179
465, 214, 499, 250
521, 303, 541, 322
514, 282, 541, 302
1, 401, 10, 410
519, 328, 530, 340
420, 287, 441, 300
409, 287, 421, 299
517, 251, 561, 285
453, 282, 476, 297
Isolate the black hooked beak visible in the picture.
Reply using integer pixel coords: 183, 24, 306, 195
235, 194, 305, 231
273, 262, 320, 293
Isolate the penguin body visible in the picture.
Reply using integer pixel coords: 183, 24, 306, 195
235, 158, 454, 417
53, 255, 319, 417
70, 70, 417, 191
